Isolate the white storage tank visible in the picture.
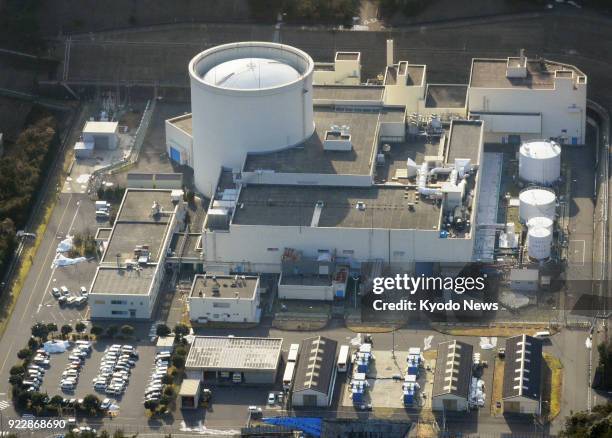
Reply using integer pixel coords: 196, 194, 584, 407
189, 42, 315, 197
518, 140, 561, 185
528, 226, 552, 260
519, 188, 556, 222
526, 216, 554, 233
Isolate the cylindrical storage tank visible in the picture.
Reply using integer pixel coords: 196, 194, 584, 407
518, 140, 561, 185
528, 226, 552, 260
189, 42, 315, 197
526, 216, 554, 233
519, 188, 556, 222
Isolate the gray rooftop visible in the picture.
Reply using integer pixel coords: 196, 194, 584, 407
432, 340, 473, 399
90, 265, 156, 296
470, 59, 584, 89
446, 120, 483, 165
293, 336, 338, 394
168, 114, 193, 135
232, 185, 441, 230
116, 190, 176, 223
243, 108, 404, 176
502, 334, 542, 401
185, 336, 283, 371
313, 85, 383, 101
384, 64, 425, 86
425, 84, 468, 108
103, 222, 168, 264
190, 274, 258, 299
280, 274, 332, 286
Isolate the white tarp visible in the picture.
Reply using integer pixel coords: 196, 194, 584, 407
423, 335, 434, 351
56, 235, 74, 253
43, 340, 70, 353
52, 253, 86, 268
479, 337, 498, 350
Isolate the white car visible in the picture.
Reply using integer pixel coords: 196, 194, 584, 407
60, 286, 70, 295
80, 286, 88, 296
267, 393, 276, 405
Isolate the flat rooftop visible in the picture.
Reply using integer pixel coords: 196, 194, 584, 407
446, 120, 483, 165
470, 59, 585, 89
90, 265, 156, 296
190, 274, 258, 299
313, 85, 383, 101
116, 190, 176, 223
83, 121, 118, 134
243, 107, 404, 176
103, 222, 168, 264
384, 64, 425, 86
425, 84, 468, 108
185, 336, 283, 371
168, 114, 193, 135
232, 185, 441, 230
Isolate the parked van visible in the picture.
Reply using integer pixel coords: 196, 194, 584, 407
534, 331, 551, 338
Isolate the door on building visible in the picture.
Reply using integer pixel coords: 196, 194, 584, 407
303, 394, 318, 407
572, 137, 578, 145
508, 135, 521, 145
170, 147, 181, 163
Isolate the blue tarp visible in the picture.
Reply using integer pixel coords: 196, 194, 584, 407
263, 417, 322, 438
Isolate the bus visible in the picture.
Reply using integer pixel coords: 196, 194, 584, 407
337, 345, 350, 373
282, 361, 296, 390
287, 343, 300, 363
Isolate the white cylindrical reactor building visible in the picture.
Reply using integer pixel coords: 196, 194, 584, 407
519, 188, 556, 222
528, 226, 552, 260
518, 140, 561, 185
189, 42, 315, 196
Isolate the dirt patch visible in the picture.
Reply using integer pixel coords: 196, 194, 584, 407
272, 319, 328, 331
491, 357, 505, 416
542, 353, 563, 421
438, 325, 554, 338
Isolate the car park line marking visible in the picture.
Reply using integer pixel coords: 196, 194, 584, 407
569, 239, 586, 266
21, 194, 75, 323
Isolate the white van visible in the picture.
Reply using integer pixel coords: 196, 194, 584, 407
534, 331, 551, 338
287, 344, 300, 363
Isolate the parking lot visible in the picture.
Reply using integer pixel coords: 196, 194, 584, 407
39, 339, 157, 419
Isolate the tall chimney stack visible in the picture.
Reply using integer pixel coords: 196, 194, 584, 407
386, 39, 394, 67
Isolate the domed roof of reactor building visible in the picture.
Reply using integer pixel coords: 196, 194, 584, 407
202, 57, 300, 90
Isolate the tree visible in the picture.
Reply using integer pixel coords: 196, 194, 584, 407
90, 325, 104, 336
10, 365, 24, 375
161, 374, 173, 385
27, 337, 39, 350
50, 395, 64, 406
163, 385, 175, 397
75, 322, 86, 333
174, 323, 189, 339
156, 324, 171, 337
144, 399, 159, 411
17, 348, 32, 360
31, 323, 49, 339
46, 323, 58, 338
60, 324, 73, 337
172, 355, 185, 369
9, 375, 23, 386
82, 394, 101, 412
120, 325, 134, 336
106, 325, 119, 338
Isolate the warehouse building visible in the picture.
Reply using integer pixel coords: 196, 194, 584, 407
185, 336, 283, 384
502, 334, 543, 415
292, 336, 338, 407
432, 340, 474, 412
83, 121, 119, 149
89, 189, 185, 319
188, 273, 261, 323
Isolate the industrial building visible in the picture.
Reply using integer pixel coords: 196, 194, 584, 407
187, 273, 261, 323
185, 336, 283, 384
432, 340, 473, 412
292, 336, 338, 407
178, 379, 201, 410
163, 40, 586, 284
89, 189, 185, 319
502, 334, 543, 415
75, 120, 119, 158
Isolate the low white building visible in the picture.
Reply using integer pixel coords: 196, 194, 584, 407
83, 121, 119, 149
89, 189, 185, 320
188, 274, 261, 324
313, 52, 361, 86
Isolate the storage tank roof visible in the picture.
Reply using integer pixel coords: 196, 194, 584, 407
203, 57, 300, 90
519, 188, 556, 203
520, 141, 561, 159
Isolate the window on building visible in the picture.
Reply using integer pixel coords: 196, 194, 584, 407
111, 300, 127, 305
94, 300, 105, 305
342, 250, 354, 255
111, 310, 128, 315
213, 302, 230, 308
267, 247, 279, 252
393, 250, 405, 257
